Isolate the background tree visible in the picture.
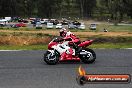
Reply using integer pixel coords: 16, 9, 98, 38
76, 0, 96, 19
0, 0, 132, 20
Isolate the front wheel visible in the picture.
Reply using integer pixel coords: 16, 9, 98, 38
79, 48, 96, 64
44, 51, 59, 65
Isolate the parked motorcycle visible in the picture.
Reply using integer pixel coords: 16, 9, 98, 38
44, 37, 96, 65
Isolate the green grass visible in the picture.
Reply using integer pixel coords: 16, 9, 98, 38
62, 25, 132, 32
0, 45, 47, 50
89, 43, 132, 49
0, 43, 132, 50
107, 25, 132, 32
97, 24, 132, 32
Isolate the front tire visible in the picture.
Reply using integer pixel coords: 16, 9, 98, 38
44, 51, 59, 65
79, 48, 96, 64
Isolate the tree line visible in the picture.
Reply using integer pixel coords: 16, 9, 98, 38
0, 0, 132, 20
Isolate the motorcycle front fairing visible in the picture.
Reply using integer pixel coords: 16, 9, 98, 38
48, 37, 64, 50
48, 42, 58, 50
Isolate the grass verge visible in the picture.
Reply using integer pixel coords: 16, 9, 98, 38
89, 43, 132, 49
0, 43, 132, 50
0, 45, 47, 50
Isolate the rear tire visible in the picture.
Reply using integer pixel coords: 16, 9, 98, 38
80, 48, 96, 64
44, 51, 59, 65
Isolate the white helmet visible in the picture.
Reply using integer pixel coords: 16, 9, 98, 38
59, 28, 67, 37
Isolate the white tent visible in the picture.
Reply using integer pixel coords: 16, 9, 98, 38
0, 19, 8, 22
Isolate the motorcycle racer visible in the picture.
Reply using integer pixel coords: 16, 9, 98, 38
50, 28, 80, 60
59, 28, 81, 45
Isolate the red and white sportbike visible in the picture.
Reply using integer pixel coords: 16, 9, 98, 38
44, 37, 96, 65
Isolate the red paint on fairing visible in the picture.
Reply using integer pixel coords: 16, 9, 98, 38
48, 42, 57, 50
78, 40, 93, 47
60, 48, 80, 61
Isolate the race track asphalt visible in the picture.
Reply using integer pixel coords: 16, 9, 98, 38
0, 49, 132, 88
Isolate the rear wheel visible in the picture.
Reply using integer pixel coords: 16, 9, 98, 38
79, 48, 96, 64
44, 51, 59, 65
